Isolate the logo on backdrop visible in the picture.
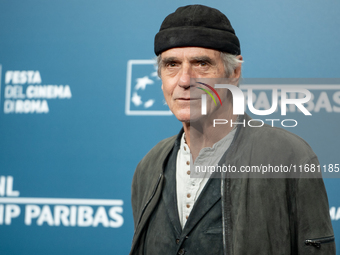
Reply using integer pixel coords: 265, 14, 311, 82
125, 59, 172, 116
330, 206, 340, 221
241, 84, 340, 114
0, 66, 72, 114
0, 176, 123, 228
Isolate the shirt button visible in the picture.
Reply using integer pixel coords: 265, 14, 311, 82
187, 193, 191, 198
186, 161, 190, 165
191, 182, 195, 186
186, 204, 190, 208
187, 171, 190, 175
176, 239, 180, 244
186, 215, 188, 219
178, 248, 185, 255
184, 146, 186, 151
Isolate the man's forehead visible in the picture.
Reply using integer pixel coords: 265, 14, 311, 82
161, 47, 221, 59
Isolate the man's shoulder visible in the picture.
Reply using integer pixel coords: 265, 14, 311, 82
143, 134, 177, 161
136, 134, 177, 174
255, 124, 312, 147
237, 119, 318, 163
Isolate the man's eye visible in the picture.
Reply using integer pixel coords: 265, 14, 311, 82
166, 62, 177, 67
199, 62, 207, 66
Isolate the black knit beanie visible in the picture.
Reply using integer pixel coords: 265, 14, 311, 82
154, 5, 241, 56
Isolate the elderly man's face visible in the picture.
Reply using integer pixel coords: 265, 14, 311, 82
160, 47, 226, 122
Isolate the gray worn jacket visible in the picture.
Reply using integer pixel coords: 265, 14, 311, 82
130, 114, 335, 254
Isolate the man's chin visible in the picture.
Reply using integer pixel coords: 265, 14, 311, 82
175, 114, 205, 124
175, 116, 191, 123
173, 112, 190, 123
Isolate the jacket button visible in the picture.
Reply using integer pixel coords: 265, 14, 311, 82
176, 239, 180, 244
178, 248, 185, 255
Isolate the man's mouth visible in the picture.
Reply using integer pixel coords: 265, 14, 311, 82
176, 97, 200, 100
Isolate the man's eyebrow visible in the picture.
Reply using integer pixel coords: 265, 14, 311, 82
161, 57, 179, 65
190, 56, 216, 65
160, 55, 217, 66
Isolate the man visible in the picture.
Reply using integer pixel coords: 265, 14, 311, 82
130, 5, 335, 255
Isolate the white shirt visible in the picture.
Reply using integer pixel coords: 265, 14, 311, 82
176, 128, 237, 228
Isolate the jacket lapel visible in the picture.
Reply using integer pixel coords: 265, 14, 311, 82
162, 137, 183, 236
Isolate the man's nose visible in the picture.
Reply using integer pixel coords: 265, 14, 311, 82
178, 65, 192, 89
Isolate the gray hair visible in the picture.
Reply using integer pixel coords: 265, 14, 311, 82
156, 52, 243, 78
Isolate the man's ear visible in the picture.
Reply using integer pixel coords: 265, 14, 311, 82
233, 55, 243, 79
161, 83, 163, 91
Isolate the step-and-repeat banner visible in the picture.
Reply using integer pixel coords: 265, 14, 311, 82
0, 0, 339, 254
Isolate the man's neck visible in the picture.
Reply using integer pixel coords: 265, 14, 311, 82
182, 103, 237, 161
